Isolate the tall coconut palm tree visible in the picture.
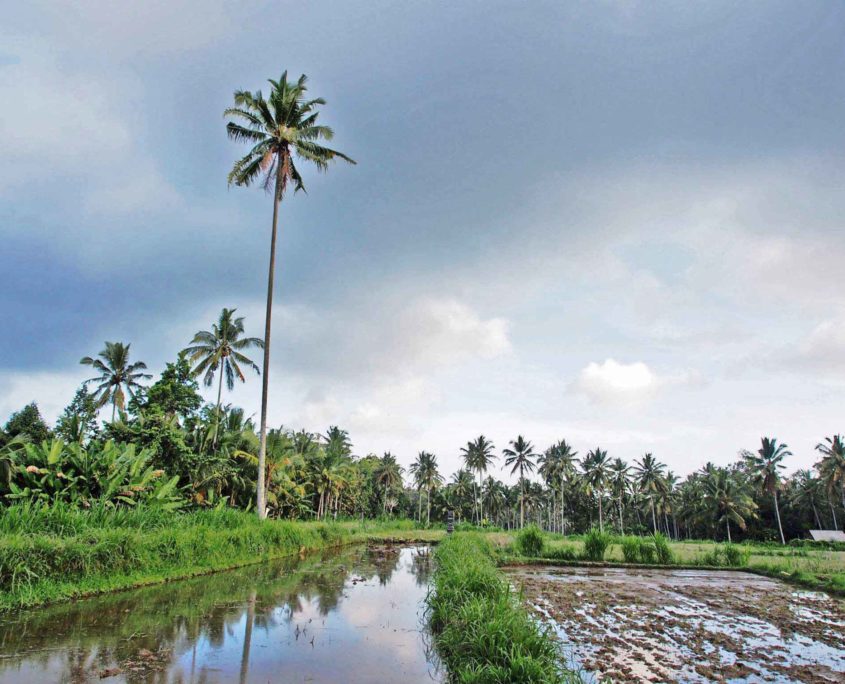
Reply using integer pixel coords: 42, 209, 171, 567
816, 435, 845, 530
460, 435, 496, 524
226, 72, 355, 518
183, 308, 263, 447
742, 437, 790, 544
80, 342, 151, 422
503, 436, 537, 529
634, 453, 667, 533
582, 448, 610, 532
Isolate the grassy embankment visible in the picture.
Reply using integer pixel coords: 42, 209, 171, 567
427, 532, 583, 683
0, 504, 442, 611
495, 528, 845, 596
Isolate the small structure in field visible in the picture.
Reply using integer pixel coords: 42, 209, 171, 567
809, 530, 845, 542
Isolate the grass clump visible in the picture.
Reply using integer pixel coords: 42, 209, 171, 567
652, 533, 673, 564
582, 528, 612, 562
515, 525, 545, 557
698, 543, 749, 568
427, 532, 577, 683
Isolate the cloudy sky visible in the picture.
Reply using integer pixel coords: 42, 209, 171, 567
3, 1, 845, 480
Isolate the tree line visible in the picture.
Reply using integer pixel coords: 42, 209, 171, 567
1, 316, 843, 543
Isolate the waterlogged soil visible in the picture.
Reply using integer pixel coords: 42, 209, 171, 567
0, 544, 441, 684
507, 565, 845, 683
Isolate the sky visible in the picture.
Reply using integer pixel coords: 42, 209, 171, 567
3, 1, 845, 481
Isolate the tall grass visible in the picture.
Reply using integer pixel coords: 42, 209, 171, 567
0, 505, 353, 610
427, 532, 580, 683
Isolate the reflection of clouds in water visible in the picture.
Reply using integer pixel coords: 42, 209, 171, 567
0, 545, 439, 684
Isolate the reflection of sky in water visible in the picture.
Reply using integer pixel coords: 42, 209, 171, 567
179, 550, 434, 682
0, 545, 441, 684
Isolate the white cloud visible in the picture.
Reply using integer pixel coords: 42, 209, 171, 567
783, 315, 845, 378
0, 370, 87, 424
573, 358, 701, 405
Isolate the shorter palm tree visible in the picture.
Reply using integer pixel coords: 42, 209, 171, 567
80, 342, 151, 421
374, 452, 404, 516
742, 437, 790, 544
183, 308, 263, 447
503, 436, 537, 529
582, 448, 610, 532
816, 436, 845, 529
634, 453, 667, 534
460, 435, 496, 524
702, 468, 757, 542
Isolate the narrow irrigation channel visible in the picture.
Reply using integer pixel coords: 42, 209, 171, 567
0, 544, 442, 683
506, 564, 845, 683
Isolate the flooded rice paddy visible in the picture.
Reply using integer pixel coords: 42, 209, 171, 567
507, 565, 845, 683
0, 544, 441, 684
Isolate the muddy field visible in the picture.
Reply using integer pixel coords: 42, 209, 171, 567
507, 565, 845, 683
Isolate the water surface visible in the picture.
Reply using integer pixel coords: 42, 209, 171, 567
0, 544, 440, 683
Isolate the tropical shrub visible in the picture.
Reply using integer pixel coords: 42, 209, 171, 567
515, 524, 545, 556
3, 439, 183, 510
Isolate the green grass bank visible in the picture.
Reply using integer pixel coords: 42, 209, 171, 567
0, 505, 440, 611
426, 532, 581, 683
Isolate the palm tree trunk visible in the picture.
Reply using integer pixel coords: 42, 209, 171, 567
773, 490, 785, 544
519, 476, 525, 529
418, 488, 422, 522
619, 497, 625, 535
213, 366, 224, 448
560, 476, 565, 535
478, 472, 484, 524
726, 517, 732, 543
256, 169, 283, 520
239, 590, 256, 684
812, 503, 821, 529
650, 499, 657, 534
830, 500, 839, 530
598, 494, 603, 533
427, 487, 431, 524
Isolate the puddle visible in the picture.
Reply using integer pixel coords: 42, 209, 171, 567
506, 565, 845, 683
0, 544, 441, 683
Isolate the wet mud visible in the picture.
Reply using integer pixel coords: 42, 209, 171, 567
506, 565, 845, 683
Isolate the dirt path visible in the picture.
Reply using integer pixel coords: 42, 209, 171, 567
506, 566, 845, 683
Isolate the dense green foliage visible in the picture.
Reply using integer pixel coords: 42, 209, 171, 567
427, 533, 578, 683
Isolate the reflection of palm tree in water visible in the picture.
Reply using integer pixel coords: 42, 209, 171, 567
370, 545, 401, 586
239, 590, 257, 684
408, 547, 433, 587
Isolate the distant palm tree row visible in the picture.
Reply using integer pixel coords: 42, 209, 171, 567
408, 434, 845, 543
